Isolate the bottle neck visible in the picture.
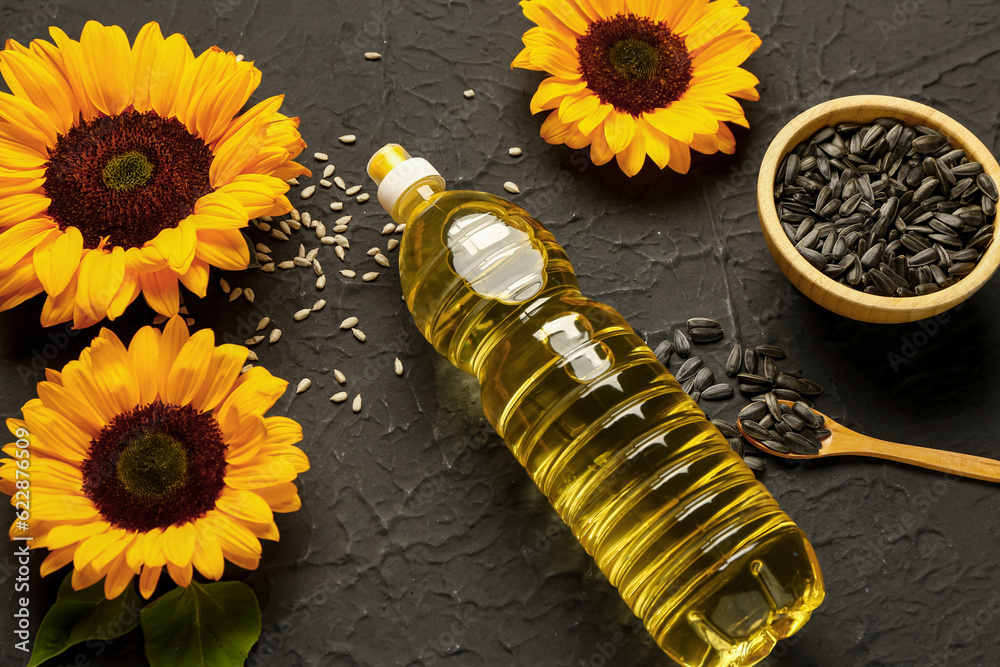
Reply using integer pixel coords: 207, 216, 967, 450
391, 177, 445, 224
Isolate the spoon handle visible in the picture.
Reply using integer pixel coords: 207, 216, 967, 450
836, 431, 1000, 483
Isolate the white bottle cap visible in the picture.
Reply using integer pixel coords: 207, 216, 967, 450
367, 144, 445, 215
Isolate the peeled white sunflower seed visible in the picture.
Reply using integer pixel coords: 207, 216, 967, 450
246, 350, 258, 361
509, 147, 522, 157
352, 394, 362, 412
300, 185, 316, 199
340, 316, 359, 329
394, 357, 404, 376
256, 317, 270, 331
334, 176, 346, 190
278, 260, 295, 269
345, 185, 362, 196
381, 223, 395, 235
335, 246, 345, 261
356, 193, 370, 203
269, 329, 282, 343
293, 309, 311, 322
245, 335, 264, 346
229, 287, 243, 302
320, 179, 333, 188
323, 164, 336, 178
387, 239, 399, 251
331, 391, 348, 403
244, 288, 255, 303
374, 254, 390, 267
339, 134, 357, 144
314, 151, 329, 161
296, 378, 312, 394
504, 181, 520, 194
463, 89, 475, 98
261, 263, 275, 272
220, 278, 231, 293
362, 272, 379, 282
312, 299, 326, 312
364, 52, 382, 60
352, 328, 366, 342
330, 201, 343, 211
316, 275, 327, 289
334, 369, 346, 383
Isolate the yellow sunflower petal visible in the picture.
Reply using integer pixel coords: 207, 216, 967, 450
141, 528, 167, 568
645, 105, 695, 144
107, 270, 141, 320
210, 114, 268, 187
194, 228, 250, 271
124, 245, 168, 272
167, 560, 193, 587
162, 522, 197, 569
589, 124, 616, 165
157, 315, 190, 393
75, 246, 126, 322
131, 22, 164, 113
104, 553, 136, 599
192, 344, 249, 412
523, 45, 581, 79
0, 218, 59, 272
47, 27, 100, 121
224, 458, 297, 489
255, 483, 301, 513
32, 226, 83, 297
148, 216, 197, 274
71, 563, 104, 591
0, 194, 50, 229
215, 174, 291, 219
558, 90, 602, 124
40, 276, 77, 327
191, 190, 248, 230
666, 136, 692, 174
217, 367, 287, 428
178, 257, 210, 298
21, 401, 91, 461
138, 565, 162, 599
216, 487, 273, 524
616, 122, 648, 177
41, 544, 77, 577
78, 21, 134, 116
89, 331, 140, 414
164, 328, 216, 406
148, 33, 194, 118
138, 268, 180, 317
0, 90, 59, 149
74, 528, 126, 571
523, 0, 589, 36
36, 380, 105, 438
665, 0, 712, 35
191, 522, 225, 580
691, 30, 761, 70
0, 256, 44, 312
681, 1, 748, 52
0, 50, 76, 133
127, 325, 161, 405
604, 111, 637, 154
530, 76, 588, 114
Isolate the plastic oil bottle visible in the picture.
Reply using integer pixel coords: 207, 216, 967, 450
367, 144, 825, 667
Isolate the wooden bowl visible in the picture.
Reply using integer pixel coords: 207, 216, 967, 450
757, 95, 1000, 323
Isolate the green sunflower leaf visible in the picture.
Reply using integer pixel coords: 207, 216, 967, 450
140, 580, 261, 667
27, 574, 142, 667
242, 231, 261, 269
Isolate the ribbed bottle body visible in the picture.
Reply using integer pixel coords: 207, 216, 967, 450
398, 190, 824, 667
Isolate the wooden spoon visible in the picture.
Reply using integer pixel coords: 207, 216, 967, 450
737, 400, 1000, 483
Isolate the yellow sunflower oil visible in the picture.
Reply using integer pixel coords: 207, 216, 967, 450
367, 144, 825, 667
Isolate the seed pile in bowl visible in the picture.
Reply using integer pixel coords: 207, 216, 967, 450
774, 118, 997, 297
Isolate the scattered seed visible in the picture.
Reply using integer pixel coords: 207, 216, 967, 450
312, 299, 326, 312
339, 135, 357, 144
364, 52, 382, 60
689, 327, 724, 343
243, 288, 255, 303
294, 309, 311, 321
323, 164, 336, 178
334, 176, 347, 190
356, 193, 370, 203
374, 253, 391, 267
246, 350, 258, 361
229, 287, 243, 302
672, 329, 691, 357
334, 369, 346, 383
503, 181, 520, 194
463, 89, 475, 98
726, 343, 743, 377
352, 328, 366, 342
271, 229, 289, 241
300, 185, 316, 199
676, 356, 704, 382
278, 260, 295, 269
341, 270, 356, 278
387, 239, 399, 251
256, 317, 270, 331
330, 201, 343, 211
296, 378, 311, 394
320, 179, 333, 188
261, 262, 275, 272
394, 357, 404, 376
352, 394, 362, 412
382, 223, 396, 235
341, 316, 359, 329
316, 275, 327, 289
331, 391, 348, 403
220, 278, 231, 294
293, 257, 311, 267
345, 185, 362, 196
314, 152, 329, 161
653, 340, 673, 365
245, 335, 264, 346
269, 329, 282, 343
703, 384, 734, 400
335, 246, 346, 261
509, 147, 522, 157
744, 455, 766, 472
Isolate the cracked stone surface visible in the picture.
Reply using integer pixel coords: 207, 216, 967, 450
2, 1, 1000, 666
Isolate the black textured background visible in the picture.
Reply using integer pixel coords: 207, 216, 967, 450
2, 1, 1000, 666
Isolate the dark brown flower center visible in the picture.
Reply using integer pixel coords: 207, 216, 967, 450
576, 13, 693, 116
44, 111, 215, 250
82, 401, 228, 532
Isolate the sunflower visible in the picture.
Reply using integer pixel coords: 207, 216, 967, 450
512, 0, 761, 176
0, 21, 309, 328
0, 316, 309, 599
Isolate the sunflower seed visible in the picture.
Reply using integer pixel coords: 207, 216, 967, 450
783, 432, 820, 455
978, 173, 998, 200
296, 378, 311, 393
726, 343, 742, 377
703, 384, 734, 400
339, 134, 357, 144
387, 239, 399, 251
345, 185, 362, 196
269, 328, 283, 343
352, 328, 367, 342
352, 394, 363, 412
672, 329, 691, 357
764, 392, 781, 420
689, 327, 724, 343
712, 420, 740, 439
687, 317, 721, 329
374, 253, 391, 267
323, 164, 336, 178
741, 420, 772, 441
737, 373, 772, 387
676, 356, 703, 382
229, 287, 243, 301
509, 147, 523, 157
300, 185, 316, 199
364, 52, 382, 60
394, 357, 404, 376
331, 391, 348, 403
362, 272, 379, 282
693, 368, 714, 392
278, 260, 295, 269
340, 316, 359, 329
382, 223, 396, 235
357, 193, 370, 203
256, 317, 270, 331
744, 455, 766, 472
756, 345, 786, 359
245, 335, 264, 346
335, 246, 346, 261
316, 275, 327, 289
503, 181, 520, 194
653, 340, 673, 364
739, 402, 769, 421
743, 347, 758, 374
763, 439, 790, 454
728, 437, 745, 457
